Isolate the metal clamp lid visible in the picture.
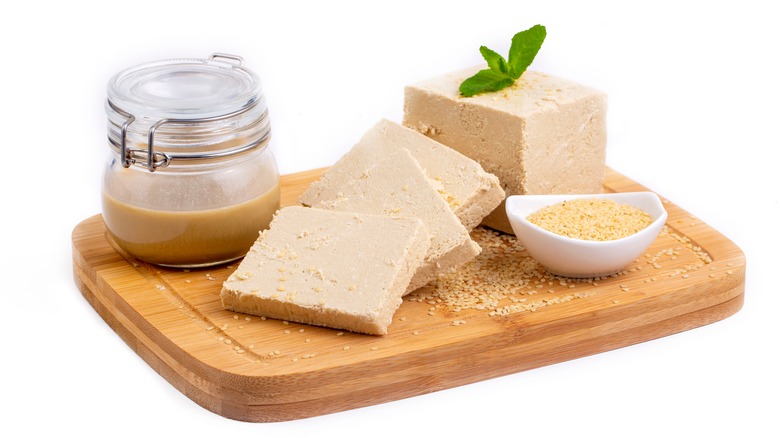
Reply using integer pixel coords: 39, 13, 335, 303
107, 99, 269, 172
208, 52, 245, 66
106, 53, 269, 172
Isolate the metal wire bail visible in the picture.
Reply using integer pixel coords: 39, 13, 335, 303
107, 98, 269, 172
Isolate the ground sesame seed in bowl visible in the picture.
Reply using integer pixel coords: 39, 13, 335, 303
505, 192, 668, 278
526, 197, 654, 241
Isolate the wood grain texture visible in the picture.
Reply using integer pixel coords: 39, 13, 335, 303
72, 167, 745, 422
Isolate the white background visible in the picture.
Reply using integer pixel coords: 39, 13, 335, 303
2, 1, 778, 436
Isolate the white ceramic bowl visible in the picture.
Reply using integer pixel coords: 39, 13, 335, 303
505, 192, 668, 278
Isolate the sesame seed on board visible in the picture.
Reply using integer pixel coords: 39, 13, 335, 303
407, 224, 715, 318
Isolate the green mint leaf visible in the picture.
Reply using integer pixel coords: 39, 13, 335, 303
459, 24, 546, 97
459, 69, 515, 97
507, 24, 546, 79
479, 46, 508, 74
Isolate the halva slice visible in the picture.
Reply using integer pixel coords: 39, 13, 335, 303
310, 148, 481, 293
299, 119, 505, 230
404, 67, 607, 234
220, 206, 430, 335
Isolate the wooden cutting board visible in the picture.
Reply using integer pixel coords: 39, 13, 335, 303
71, 167, 745, 422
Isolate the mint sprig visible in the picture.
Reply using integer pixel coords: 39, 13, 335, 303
459, 25, 547, 97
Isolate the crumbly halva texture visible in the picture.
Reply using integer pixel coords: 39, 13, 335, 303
299, 119, 505, 231
220, 206, 430, 335
310, 148, 481, 293
403, 67, 608, 234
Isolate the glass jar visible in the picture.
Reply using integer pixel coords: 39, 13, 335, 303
102, 53, 280, 268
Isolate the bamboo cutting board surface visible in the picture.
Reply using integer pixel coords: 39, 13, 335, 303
71, 167, 745, 422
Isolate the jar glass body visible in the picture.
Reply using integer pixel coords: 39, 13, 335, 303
101, 55, 280, 268
102, 145, 279, 267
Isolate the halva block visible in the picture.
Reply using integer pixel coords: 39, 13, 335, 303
220, 206, 430, 335
310, 148, 481, 293
403, 67, 607, 233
